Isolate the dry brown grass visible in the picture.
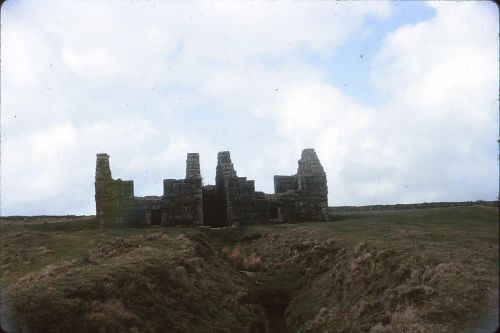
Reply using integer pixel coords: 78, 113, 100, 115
223, 246, 262, 272
229, 245, 243, 267
221, 246, 231, 256
243, 252, 262, 271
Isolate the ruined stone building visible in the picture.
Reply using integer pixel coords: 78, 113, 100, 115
95, 149, 328, 227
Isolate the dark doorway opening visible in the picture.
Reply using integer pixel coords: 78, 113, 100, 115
151, 209, 161, 225
214, 168, 229, 227
203, 186, 228, 228
269, 206, 279, 219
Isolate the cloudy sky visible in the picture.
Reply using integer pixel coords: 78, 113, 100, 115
1, 1, 498, 215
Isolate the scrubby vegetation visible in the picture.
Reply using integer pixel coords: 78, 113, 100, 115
1, 231, 269, 333
0, 205, 498, 332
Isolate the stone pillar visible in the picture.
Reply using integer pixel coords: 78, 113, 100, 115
95, 153, 112, 181
296, 148, 328, 220
186, 153, 202, 180
215, 151, 235, 226
216, 151, 237, 178
186, 153, 203, 225
297, 149, 327, 195
215, 151, 264, 226
95, 153, 114, 218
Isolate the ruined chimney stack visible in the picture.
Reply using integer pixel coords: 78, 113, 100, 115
297, 148, 325, 176
185, 153, 202, 180
95, 153, 112, 182
217, 151, 237, 178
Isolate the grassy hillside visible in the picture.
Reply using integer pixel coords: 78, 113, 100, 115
0, 205, 498, 332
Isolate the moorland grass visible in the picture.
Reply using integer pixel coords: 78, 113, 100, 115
0, 205, 497, 332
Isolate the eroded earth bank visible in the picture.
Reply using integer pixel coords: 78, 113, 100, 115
0, 205, 498, 332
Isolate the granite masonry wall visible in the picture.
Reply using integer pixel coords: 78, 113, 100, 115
212, 151, 270, 226
268, 148, 328, 222
94, 148, 328, 227
94, 153, 135, 226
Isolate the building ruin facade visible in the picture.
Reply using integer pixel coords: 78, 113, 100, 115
95, 149, 328, 227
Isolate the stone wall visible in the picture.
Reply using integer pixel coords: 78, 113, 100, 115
162, 178, 202, 226
95, 153, 204, 227
134, 196, 164, 226
151, 153, 203, 226
274, 175, 297, 193
94, 153, 136, 226
94, 148, 329, 227
214, 152, 269, 226
185, 153, 203, 226
329, 200, 499, 213
270, 148, 328, 222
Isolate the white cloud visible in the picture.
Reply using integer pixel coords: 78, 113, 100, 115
254, 1, 498, 205
0, 0, 497, 215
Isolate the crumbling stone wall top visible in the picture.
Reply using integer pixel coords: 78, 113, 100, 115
217, 151, 237, 178
298, 148, 325, 176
